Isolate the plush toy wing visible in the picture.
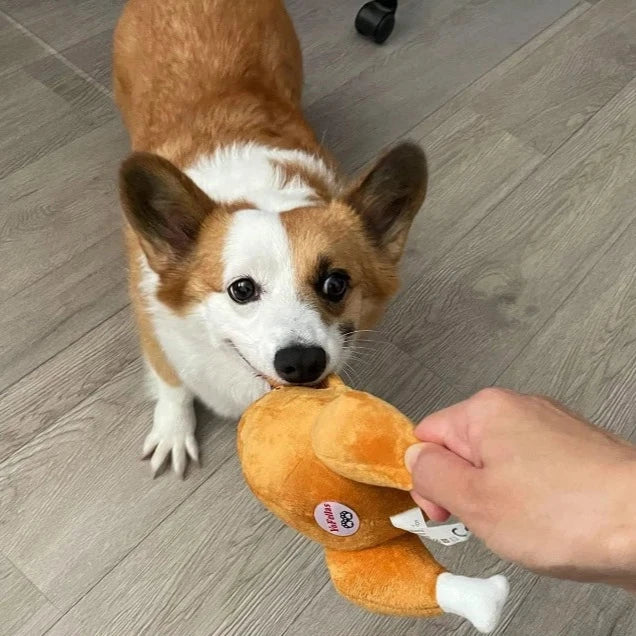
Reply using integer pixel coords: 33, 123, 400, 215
312, 379, 417, 491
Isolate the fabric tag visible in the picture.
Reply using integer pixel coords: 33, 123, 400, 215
390, 507, 471, 546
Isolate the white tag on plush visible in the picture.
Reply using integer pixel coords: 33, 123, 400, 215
390, 507, 471, 546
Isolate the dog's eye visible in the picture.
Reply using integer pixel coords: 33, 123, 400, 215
321, 272, 349, 302
228, 277, 259, 303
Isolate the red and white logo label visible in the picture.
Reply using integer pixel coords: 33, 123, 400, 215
313, 501, 359, 536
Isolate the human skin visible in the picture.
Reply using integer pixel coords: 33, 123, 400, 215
405, 388, 636, 592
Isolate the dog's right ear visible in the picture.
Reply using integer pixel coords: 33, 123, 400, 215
119, 152, 213, 272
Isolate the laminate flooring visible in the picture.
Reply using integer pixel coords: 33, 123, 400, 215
1, 0, 635, 634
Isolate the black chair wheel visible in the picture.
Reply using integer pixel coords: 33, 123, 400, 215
355, 1, 396, 44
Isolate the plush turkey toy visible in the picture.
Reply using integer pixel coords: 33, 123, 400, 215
238, 375, 509, 633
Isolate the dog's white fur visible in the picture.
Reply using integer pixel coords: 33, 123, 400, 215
139, 143, 344, 472
186, 143, 337, 209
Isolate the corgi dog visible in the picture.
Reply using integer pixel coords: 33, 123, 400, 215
113, 0, 427, 477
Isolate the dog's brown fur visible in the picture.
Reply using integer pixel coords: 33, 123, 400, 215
114, 0, 427, 393
113, 0, 322, 166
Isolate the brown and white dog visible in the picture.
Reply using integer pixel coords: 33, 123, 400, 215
113, 0, 427, 477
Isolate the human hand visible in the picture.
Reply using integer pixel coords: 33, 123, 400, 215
405, 388, 636, 589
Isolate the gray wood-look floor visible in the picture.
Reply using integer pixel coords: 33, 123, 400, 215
1, 0, 634, 634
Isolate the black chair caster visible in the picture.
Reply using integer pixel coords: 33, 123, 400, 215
355, 0, 397, 44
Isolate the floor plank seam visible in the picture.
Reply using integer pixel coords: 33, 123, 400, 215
365, 1, 594, 171
0, 8, 113, 99
300, 1, 485, 118
0, 549, 61, 616
42, 451, 237, 633
607, 599, 636, 636
0, 352, 139, 474
387, 75, 636, 396
0, 304, 131, 467
495, 574, 541, 634
586, 349, 636, 439
278, 579, 332, 636
492, 214, 636, 391
374, 339, 463, 399
349, 8, 619, 270
2, 228, 123, 303
0, 299, 130, 398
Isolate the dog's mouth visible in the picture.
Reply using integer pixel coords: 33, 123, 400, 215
225, 339, 266, 378
224, 340, 282, 388
224, 340, 330, 389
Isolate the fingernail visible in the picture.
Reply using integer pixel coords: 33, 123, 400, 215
404, 443, 425, 472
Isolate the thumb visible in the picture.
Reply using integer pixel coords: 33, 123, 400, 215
405, 442, 481, 521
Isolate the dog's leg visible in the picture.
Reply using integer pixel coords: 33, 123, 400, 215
129, 244, 199, 478
133, 288, 197, 477
143, 364, 197, 478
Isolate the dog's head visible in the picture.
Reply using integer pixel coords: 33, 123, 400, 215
120, 143, 427, 386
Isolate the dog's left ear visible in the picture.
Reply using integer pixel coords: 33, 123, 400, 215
346, 142, 427, 263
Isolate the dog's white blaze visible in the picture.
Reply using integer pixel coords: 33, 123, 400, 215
206, 208, 344, 381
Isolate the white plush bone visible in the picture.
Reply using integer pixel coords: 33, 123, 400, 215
436, 572, 510, 633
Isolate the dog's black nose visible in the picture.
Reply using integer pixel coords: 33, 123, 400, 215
274, 345, 327, 384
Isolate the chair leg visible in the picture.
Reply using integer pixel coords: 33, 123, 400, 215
355, 1, 398, 44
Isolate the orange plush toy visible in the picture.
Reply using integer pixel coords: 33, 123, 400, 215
238, 376, 509, 633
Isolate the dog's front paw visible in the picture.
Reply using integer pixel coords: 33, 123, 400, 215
143, 399, 198, 478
